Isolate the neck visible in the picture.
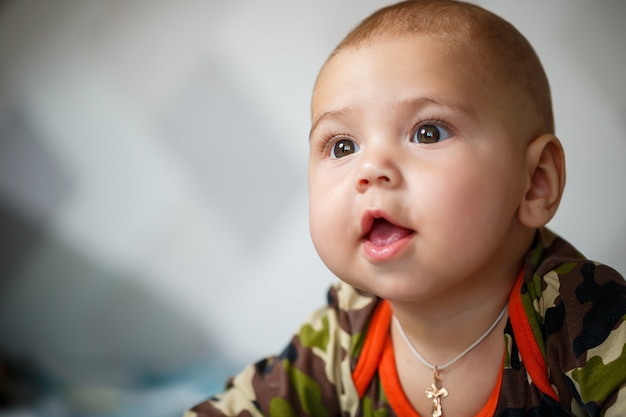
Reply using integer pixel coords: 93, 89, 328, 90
395, 304, 508, 370
389, 274, 514, 365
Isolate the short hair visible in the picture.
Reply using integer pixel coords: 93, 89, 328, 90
320, 0, 554, 136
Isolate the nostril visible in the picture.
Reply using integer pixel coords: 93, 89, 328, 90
356, 174, 394, 191
356, 160, 399, 191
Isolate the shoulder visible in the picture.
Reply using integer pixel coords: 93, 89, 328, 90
301, 281, 380, 362
185, 281, 382, 417
522, 228, 626, 411
524, 228, 625, 322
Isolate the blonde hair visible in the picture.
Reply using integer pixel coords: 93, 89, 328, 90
321, 0, 553, 136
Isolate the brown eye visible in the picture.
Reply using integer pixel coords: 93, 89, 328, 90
413, 124, 451, 144
331, 138, 359, 158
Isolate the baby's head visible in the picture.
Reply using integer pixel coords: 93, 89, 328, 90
318, 0, 553, 141
308, 0, 566, 300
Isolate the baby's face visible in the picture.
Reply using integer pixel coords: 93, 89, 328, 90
308, 36, 531, 302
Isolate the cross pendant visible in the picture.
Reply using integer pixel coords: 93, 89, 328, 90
425, 367, 448, 417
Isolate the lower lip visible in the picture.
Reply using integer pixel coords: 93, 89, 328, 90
362, 233, 414, 262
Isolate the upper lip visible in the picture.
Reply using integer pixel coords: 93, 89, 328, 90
360, 209, 410, 238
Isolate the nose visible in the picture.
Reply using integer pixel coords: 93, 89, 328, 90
355, 151, 402, 193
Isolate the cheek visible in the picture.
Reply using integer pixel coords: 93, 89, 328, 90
308, 198, 326, 242
308, 196, 349, 277
308, 180, 342, 247
423, 159, 523, 235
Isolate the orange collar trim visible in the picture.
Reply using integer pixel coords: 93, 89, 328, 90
352, 268, 559, 411
507, 269, 559, 401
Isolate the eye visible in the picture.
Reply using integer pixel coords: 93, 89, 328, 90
412, 124, 451, 144
331, 138, 360, 158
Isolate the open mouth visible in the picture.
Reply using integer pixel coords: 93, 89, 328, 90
365, 217, 414, 247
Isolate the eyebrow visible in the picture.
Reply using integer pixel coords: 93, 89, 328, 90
398, 96, 475, 118
309, 108, 355, 141
309, 96, 474, 140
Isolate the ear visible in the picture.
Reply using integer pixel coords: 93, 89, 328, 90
518, 134, 566, 228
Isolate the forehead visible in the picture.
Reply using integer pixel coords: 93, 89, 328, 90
311, 36, 498, 123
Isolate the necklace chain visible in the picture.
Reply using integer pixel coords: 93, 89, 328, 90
393, 305, 508, 371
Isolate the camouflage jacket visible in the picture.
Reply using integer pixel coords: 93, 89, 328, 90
186, 229, 626, 416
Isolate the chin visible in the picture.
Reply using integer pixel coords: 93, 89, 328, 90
345, 277, 423, 301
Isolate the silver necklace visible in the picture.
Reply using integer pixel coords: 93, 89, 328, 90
393, 305, 508, 417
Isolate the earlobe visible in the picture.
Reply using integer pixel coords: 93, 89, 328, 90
518, 134, 566, 228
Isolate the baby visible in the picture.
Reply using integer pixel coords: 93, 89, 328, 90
186, 1, 626, 416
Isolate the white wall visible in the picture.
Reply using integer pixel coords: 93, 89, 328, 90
0, 0, 623, 388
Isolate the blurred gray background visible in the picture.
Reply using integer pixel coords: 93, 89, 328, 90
0, 0, 624, 415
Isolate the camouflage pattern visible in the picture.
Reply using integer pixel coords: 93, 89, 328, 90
185, 228, 626, 416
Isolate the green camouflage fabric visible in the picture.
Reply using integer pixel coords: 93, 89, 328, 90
185, 228, 626, 416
